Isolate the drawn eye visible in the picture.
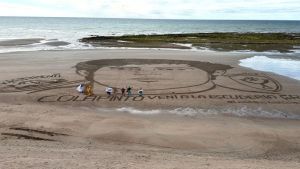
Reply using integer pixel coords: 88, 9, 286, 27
113, 67, 141, 71
154, 67, 173, 71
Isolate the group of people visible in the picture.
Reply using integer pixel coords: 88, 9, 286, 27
76, 83, 93, 96
105, 86, 144, 96
76, 83, 143, 96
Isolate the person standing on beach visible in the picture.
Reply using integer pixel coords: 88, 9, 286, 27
76, 84, 85, 93
113, 87, 118, 95
85, 84, 93, 96
126, 86, 132, 96
138, 88, 144, 96
121, 87, 126, 96
105, 86, 113, 95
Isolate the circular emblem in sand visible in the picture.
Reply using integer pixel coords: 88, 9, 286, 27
228, 73, 282, 92
75, 59, 233, 95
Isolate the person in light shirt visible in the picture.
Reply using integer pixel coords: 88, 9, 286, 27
138, 88, 144, 96
105, 86, 113, 95
76, 84, 84, 93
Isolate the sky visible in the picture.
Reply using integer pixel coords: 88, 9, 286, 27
0, 0, 299, 20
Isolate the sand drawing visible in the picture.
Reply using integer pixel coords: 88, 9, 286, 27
1, 127, 70, 142
0, 59, 282, 95
75, 59, 282, 95
0, 73, 82, 94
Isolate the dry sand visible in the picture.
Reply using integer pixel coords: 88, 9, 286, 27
0, 49, 300, 169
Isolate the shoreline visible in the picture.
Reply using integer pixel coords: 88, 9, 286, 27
1, 48, 299, 82
2, 32, 300, 54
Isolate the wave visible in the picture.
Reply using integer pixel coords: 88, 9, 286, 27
0, 38, 95, 53
116, 106, 300, 120
117, 107, 161, 115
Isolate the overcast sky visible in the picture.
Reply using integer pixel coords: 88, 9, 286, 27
0, 0, 299, 20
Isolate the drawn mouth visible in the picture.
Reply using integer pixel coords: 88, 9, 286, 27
131, 77, 172, 82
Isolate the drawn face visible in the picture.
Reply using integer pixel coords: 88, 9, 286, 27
92, 64, 214, 94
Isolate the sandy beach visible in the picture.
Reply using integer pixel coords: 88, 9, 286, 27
0, 49, 300, 169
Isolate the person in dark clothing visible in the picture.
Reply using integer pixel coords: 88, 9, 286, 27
121, 88, 126, 96
126, 86, 132, 96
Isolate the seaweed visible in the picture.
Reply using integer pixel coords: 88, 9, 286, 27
80, 33, 300, 52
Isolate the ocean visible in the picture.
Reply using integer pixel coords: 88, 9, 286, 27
0, 16, 300, 80
1, 17, 300, 52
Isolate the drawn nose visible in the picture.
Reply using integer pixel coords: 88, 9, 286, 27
134, 73, 161, 76
131, 77, 172, 82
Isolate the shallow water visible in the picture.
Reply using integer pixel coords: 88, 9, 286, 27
239, 56, 300, 81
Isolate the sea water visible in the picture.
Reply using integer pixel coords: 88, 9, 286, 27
1, 17, 300, 52
240, 56, 300, 80
0, 16, 300, 80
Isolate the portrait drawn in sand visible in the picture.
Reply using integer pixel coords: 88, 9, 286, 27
0, 59, 282, 95
75, 59, 282, 95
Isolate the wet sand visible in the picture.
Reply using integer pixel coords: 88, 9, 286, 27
0, 49, 300, 168
0, 38, 44, 46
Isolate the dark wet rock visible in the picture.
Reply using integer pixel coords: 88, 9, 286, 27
80, 33, 300, 52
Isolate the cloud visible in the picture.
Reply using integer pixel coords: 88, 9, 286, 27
0, 1, 74, 17
0, 0, 299, 20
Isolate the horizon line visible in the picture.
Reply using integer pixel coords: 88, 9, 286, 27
1, 15, 300, 21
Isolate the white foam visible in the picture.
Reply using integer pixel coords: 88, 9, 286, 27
117, 40, 133, 43
239, 56, 300, 80
117, 107, 161, 115
172, 43, 193, 48
169, 107, 297, 119
115, 106, 300, 120
290, 49, 300, 54
0, 38, 95, 53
